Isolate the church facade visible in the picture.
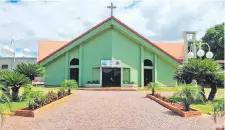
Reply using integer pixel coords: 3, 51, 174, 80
38, 16, 184, 87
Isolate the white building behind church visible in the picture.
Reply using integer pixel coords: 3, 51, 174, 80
0, 57, 37, 71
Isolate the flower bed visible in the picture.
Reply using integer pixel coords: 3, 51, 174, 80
15, 94, 74, 117
146, 94, 201, 117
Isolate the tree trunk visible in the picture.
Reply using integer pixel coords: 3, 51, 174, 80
198, 81, 206, 101
201, 87, 206, 101
11, 87, 19, 101
29, 76, 35, 81
208, 86, 217, 101
68, 88, 71, 95
184, 102, 190, 111
152, 88, 155, 95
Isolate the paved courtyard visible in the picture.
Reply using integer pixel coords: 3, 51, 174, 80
2, 91, 215, 130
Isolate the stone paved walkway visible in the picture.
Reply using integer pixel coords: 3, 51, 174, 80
2, 91, 215, 130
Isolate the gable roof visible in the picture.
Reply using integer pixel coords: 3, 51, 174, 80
38, 40, 68, 62
38, 16, 183, 64
154, 42, 184, 61
38, 41, 184, 63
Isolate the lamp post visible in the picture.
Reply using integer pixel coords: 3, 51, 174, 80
1, 39, 31, 70
187, 41, 213, 59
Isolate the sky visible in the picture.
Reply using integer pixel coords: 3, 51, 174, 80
0, 0, 224, 57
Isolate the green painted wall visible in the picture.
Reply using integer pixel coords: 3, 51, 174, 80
157, 57, 177, 86
68, 47, 79, 61
82, 29, 113, 85
45, 54, 66, 86
123, 68, 130, 82
112, 29, 140, 85
42, 19, 179, 87
144, 49, 154, 61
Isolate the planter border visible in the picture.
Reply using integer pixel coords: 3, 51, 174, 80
2, 112, 15, 116
15, 94, 74, 117
146, 94, 201, 117
84, 84, 101, 88
121, 84, 138, 87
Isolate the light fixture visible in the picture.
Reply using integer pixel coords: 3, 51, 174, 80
187, 42, 213, 59
197, 49, 205, 58
187, 51, 194, 59
206, 51, 213, 59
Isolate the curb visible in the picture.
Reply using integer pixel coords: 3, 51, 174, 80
15, 94, 74, 117
146, 94, 201, 117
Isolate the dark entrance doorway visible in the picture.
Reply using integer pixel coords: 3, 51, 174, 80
70, 58, 79, 82
102, 68, 121, 87
144, 59, 153, 86
70, 68, 79, 82
144, 69, 152, 86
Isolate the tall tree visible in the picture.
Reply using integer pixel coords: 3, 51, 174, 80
202, 23, 224, 60
1, 71, 29, 101
14, 63, 45, 81
174, 58, 224, 101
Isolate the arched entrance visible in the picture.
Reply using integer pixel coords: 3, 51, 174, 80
144, 59, 153, 86
70, 58, 79, 82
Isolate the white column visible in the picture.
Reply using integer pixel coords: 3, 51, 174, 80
154, 54, 158, 82
79, 45, 83, 86
192, 33, 197, 58
140, 47, 144, 87
121, 67, 123, 86
100, 67, 102, 87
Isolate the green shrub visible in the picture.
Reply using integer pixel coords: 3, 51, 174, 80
58, 87, 67, 98
0, 84, 11, 103
61, 80, 78, 89
1, 71, 29, 101
148, 82, 160, 95
0, 84, 11, 125
27, 91, 46, 110
21, 84, 33, 101
123, 80, 135, 84
213, 98, 224, 123
34, 93, 47, 108
87, 80, 99, 84
61, 80, 78, 94
174, 58, 224, 101
14, 63, 45, 81
173, 84, 204, 111
46, 91, 58, 103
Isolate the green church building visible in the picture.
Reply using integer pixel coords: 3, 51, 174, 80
38, 16, 184, 87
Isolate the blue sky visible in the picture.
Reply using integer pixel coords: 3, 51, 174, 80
0, 0, 224, 57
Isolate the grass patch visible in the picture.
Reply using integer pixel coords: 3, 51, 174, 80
140, 87, 224, 98
19, 86, 60, 95
0, 86, 61, 112
0, 100, 29, 112
156, 87, 179, 92
191, 103, 213, 114
168, 96, 224, 114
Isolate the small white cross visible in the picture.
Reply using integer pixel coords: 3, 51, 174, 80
107, 2, 117, 16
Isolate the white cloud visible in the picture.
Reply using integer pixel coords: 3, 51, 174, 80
0, 0, 224, 52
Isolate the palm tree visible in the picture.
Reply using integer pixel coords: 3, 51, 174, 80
174, 84, 204, 111
1, 71, 29, 101
174, 58, 224, 101
148, 82, 160, 95
213, 99, 224, 127
0, 84, 11, 126
14, 63, 45, 81
61, 80, 78, 94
